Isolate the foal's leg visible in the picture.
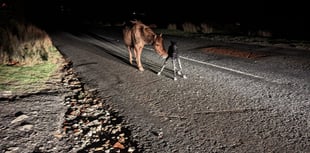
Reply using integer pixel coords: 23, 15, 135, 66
157, 57, 169, 75
177, 58, 187, 79
173, 59, 177, 81
177, 58, 182, 75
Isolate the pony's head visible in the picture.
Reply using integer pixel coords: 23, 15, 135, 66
153, 33, 168, 58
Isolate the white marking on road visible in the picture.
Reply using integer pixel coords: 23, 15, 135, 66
180, 56, 264, 79
145, 47, 263, 79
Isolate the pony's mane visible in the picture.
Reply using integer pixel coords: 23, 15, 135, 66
130, 20, 153, 33
129, 20, 156, 44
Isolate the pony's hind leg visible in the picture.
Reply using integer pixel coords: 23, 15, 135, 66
128, 47, 133, 64
135, 46, 144, 71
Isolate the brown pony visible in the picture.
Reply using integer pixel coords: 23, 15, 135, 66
123, 20, 168, 71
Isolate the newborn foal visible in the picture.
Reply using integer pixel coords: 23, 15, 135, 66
157, 41, 187, 80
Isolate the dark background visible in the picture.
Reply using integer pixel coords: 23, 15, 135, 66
2, 0, 310, 40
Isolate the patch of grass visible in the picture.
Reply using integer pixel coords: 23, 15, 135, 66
0, 19, 65, 95
0, 62, 60, 93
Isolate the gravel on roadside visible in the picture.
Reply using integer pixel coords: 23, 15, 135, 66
0, 60, 141, 153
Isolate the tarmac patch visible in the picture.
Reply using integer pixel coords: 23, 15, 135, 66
201, 47, 270, 59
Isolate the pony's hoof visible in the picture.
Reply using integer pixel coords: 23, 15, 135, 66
174, 77, 177, 81
183, 75, 187, 79
138, 67, 144, 71
157, 72, 161, 75
177, 71, 182, 75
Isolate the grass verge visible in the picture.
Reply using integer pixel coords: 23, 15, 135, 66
0, 20, 65, 96
0, 62, 57, 93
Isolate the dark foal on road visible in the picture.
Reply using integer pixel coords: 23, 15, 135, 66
157, 41, 187, 80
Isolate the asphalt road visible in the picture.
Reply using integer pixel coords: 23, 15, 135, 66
50, 27, 310, 153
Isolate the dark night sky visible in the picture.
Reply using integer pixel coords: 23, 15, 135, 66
23, 0, 309, 23
6, 0, 308, 39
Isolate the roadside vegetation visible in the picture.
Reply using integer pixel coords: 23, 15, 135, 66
0, 20, 64, 94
